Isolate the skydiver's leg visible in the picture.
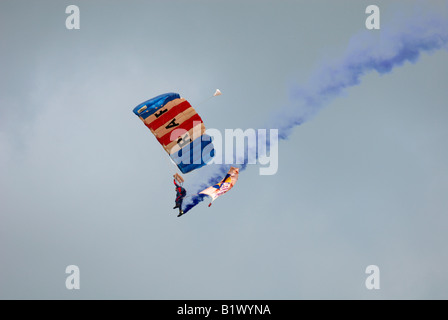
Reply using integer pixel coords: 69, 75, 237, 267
174, 194, 181, 209
177, 203, 184, 217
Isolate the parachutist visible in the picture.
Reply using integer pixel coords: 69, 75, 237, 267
173, 178, 186, 215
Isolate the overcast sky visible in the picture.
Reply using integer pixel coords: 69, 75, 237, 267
1, 0, 448, 299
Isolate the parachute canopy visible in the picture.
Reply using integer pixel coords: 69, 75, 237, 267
199, 166, 239, 206
213, 89, 222, 96
133, 93, 215, 174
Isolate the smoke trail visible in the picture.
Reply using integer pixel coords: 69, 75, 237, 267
182, 164, 231, 213
182, 7, 448, 214
273, 9, 448, 140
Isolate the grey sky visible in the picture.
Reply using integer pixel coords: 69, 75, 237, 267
1, 0, 448, 299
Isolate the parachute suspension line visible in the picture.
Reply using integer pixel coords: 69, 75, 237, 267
196, 95, 214, 107
196, 89, 222, 107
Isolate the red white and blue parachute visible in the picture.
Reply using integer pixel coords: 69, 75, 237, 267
133, 93, 215, 174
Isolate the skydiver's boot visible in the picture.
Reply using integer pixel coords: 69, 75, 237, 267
173, 205, 179, 209
177, 209, 184, 217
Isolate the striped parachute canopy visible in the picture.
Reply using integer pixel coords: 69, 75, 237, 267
133, 93, 215, 174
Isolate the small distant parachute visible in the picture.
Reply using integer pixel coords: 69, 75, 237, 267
213, 89, 222, 96
199, 166, 239, 207
133, 93, 215, 174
